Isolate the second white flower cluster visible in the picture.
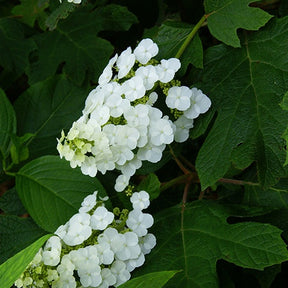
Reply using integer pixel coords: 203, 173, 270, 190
57, 38, 211, 191
14, 191, 156, 288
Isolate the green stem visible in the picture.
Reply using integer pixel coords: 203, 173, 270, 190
175, 15, 207, 59
218, 178, 260, 186
160, 174, 191, 192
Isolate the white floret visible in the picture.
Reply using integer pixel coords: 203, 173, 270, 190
130, 191, 150, 210
90, 206, 114, 230
98, 268, 117, 288
135, 65, 159, 90
156, 58, 181, 83
114, 174, 130, 192
122, 76, 146, 101
110, 260, 131, 287
166, 86, 192, 111
126, 209, 154, 237
134, 38, 159, 64
79, 192, 97, 213
173, 115, 194, 143
116, 47, 135, 79
184, 88, 211, 119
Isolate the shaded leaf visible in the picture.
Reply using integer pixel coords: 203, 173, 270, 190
137, 173, 161, 200
150, 21, 203, 72
243, 179, 288, 209
196, 17, 288, 190
12, 0, 49, 28
29, 4, 137, 85
0, 187, 26, 215
0, 215, 46, 264
16, 155, 107, 232
204, 0, 272, 47
0, 18, 36, 73
45, 0, 76, 31
0, 234, 51, 288
248, 265, 281, 288
138, 201, 288, 288
119, 271, 180, 288
10, 133, 34, 164
0, 88, 16, 160
14, 75, 87, 159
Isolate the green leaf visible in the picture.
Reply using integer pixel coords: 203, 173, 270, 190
0, 18, 36, 74
29, 4, 137, 85
0, 234, 51, 288
12, 0, 49, 28
150, 21, 203, 71
139, 201, 288, 288
281, 91, 288, 165
196, 17, 288, 190
243, 179, 288, 209
16, 155, 107, 232
45, 1, 76, 31
10, 133, 34, 164
118, 271, 180, 288
0, 187, 26, 215
249, 265, 281, 288
14, 75, 87, 159
137, 173, 161, 200
204, 0, 273, 47
0, 215, 46, 264
0, 88, 16, 160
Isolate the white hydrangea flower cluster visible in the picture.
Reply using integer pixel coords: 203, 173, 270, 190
57, 38, 211, 192
59, 0, 81, 4
14, 191, 156, 288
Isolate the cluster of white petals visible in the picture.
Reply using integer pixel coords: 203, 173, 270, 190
57, 38, 211, 192
15, 191, 156, 288
59, 0, 81, 4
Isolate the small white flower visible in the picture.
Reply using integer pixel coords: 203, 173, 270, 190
67, 0, 81, 4
42, 249, 61, 266
98, 228, 126, 253
126, 209, 154, 237
47, 269, 59, 282
125, 252, 145, 272
147, 91, 158, 106
122, 76, 146, 101
79, 192, 97, 213
174, 115, 194, 143
62, 213, 92, 246
110, 260, 131, 287
98, 268, 117, 288
130, 191, 150, 210
149, 118, 174, 146
137, 143, 165, 163
166, 86, 192, 111
135, 65, 159, 90
117, 47, 135, 79
134, 38, 159, 64
156, 58, 181, 83
52, 275, 76, 288
90, 206, 114, 230
119, 157, 142, 177
114, 174, 130, 192
95, 242, 115, 265
57, 255, 75, 278
124, 104, 150, 128
139, 233, 157, 254
184, 88, 211, 119
80, 156, 98, 177
98, 54, 118, 85
115, 232, 141, 261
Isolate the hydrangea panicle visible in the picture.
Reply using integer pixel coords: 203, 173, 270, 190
57, 38, 211, 193
15, 190, 155, 288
